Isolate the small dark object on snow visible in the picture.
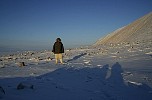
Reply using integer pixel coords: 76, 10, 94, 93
17, 83, 24, 90
17, 83, 34, 90
0, 86, 5, 94
17, 62, 25, 67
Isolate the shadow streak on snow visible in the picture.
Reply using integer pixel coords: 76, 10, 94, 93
0, 62, 152, 100
66, 53, 87, 62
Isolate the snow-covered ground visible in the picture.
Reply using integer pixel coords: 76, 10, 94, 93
0, 41, 152, 100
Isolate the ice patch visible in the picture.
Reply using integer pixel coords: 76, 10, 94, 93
128, 81, 142, 86
111, 56, 117, 58
97, 65, 102, 67
145, 52, 152, 54
84, 60, 90, 64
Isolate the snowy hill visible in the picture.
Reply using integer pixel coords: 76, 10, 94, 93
94, 12, 152, 45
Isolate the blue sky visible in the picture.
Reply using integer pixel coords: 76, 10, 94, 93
0, 0, 152, 50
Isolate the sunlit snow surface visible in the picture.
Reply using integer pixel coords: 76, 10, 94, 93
0, 42, 152, 100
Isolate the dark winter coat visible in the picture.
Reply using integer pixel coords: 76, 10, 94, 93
52, 41, 64, 54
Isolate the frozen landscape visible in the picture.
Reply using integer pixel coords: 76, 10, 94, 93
1, 12, 152, 100
0, 40, 152, 100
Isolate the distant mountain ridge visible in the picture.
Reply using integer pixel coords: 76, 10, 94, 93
94, 12, 152, 45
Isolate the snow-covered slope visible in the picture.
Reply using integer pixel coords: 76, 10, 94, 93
94, 12, 152, 45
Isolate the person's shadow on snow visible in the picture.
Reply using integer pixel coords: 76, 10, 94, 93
66, 53, 87, 62
35, 62, 152, 100
0, 62, 152, 100
105, 62, 152, 100
107, 62, 124, 85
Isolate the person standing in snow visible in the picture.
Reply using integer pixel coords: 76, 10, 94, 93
52, 38, 64, 64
